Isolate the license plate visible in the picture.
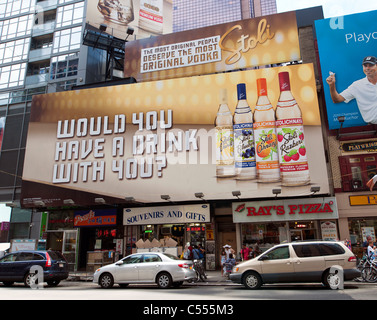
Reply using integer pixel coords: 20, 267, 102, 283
59, 263, 64, 268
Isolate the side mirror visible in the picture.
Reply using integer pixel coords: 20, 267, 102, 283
258, 255, 268, 261
115, 260, 123, 266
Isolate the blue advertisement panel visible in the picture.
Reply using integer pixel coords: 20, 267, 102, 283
315, 10, 377, 129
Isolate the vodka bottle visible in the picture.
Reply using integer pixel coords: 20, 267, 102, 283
215, 89, 235, 177
275, 72, 310, 186
254, 78, 280, 183
233, 83, 256, 180
139, 0, 163, 34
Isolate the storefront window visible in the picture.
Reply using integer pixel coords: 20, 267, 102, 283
241, 222, 287, 251
349, 218, 377, 258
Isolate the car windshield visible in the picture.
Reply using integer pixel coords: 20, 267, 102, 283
162, 253, 180, 260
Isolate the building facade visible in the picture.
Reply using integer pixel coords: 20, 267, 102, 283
0, 1, 347, 273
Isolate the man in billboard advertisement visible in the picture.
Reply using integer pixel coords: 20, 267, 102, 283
21, 64, 329, 207
315, 10, 377, 129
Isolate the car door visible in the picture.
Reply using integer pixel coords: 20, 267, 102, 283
291, 244, 325, 282
259, 245, 294, 282
115, 254, 142, 282
14, 252, 36, 280
0, 253, 19, 281
138, 254, 162, 282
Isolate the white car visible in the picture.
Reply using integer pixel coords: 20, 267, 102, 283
93, 252, 196, 289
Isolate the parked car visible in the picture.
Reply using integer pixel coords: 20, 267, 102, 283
93, 252, 196, 289
0, 250, 69, 287
230, 241, 361, 289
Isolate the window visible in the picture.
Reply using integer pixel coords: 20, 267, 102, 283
17, 252, 43, 261
143, 254, 162, 263
0, 253, 18, 262
339, 154, 377, 192
53, 26, 82, 54
0, 14, 33, 41
293, 244, 321, 258
0, 0, 34, 19
50, 54, 78, 80
122, 254, 142, 264
319, 244, 345, 256
0, 38, 30, 64
0, 63, 27, 89
56, 2, 84, 28
262, 246, 290, 260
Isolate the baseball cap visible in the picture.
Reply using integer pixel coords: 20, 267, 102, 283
362, 56, 377, 65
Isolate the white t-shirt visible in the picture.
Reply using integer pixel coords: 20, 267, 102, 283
340, 77, 377, 124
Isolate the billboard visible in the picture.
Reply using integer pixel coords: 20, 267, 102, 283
315, 10, 377, 129
0, 117, 4, 152
124, 11, 301, 82
86, 0, 172, 40
21, 63, 328, 207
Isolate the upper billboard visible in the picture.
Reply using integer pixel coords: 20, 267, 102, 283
86, 0, 172, 40
21, 63, 328, 207
315, 10, 377, 129
124, 11, 301, 82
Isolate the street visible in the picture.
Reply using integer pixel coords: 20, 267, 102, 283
0, 280, 376, 301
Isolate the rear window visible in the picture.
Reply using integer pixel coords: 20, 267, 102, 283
48, 251, 65, 260
319, 243, 345, 256
293, 244, 321, 258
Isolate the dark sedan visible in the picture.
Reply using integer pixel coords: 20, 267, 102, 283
0, 250, 69, 287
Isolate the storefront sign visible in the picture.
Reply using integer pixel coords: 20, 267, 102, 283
349, 195, 377, 205
74, 209, 117, 227
123, 204, 210, 226
341, 140, 377, 153
124, 11, 300, 82
321, 221, 338, 241
232, 197, 338, 223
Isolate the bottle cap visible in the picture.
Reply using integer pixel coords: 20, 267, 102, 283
257, 78, 267, 96
278, 72, 291, 91
237, 83, 247, 100
219, 88, 228, 104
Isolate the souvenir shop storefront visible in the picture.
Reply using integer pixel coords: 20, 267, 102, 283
123, 204, 216, 269
232, 197, 340, 253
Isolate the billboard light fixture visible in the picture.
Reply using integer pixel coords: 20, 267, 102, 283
232, 191, 241, 199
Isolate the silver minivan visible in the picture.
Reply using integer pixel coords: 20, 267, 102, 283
229, 241, 361, 289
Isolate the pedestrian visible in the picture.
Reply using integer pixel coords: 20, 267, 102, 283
224, 253, 236, 279
183, 242, 193, 260
220, 249, 226, 276
192, 245, 200, 260
253, 241, 261, 257
223, 244, 235, 259
368, 240, 376, 260
241, 243, 250, 261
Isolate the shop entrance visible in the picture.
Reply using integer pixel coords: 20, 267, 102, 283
289, 221, 317, 242
46, 230, 77, 271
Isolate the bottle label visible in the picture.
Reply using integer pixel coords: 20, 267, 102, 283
216, 126, 234, 164
233, 123, 256, 168
253, 121, 279, 170
276, 118, 309, 173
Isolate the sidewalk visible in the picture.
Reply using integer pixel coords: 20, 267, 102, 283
68, 270, 236, 285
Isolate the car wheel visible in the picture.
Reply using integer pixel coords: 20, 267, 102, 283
99, 273, 114, 289
24, 273, 38, 288
323, 270, 342, 289
156, 272, 172, 289
242, 271, 262, 290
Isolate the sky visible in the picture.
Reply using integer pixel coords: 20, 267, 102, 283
276, 0, 377, 18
